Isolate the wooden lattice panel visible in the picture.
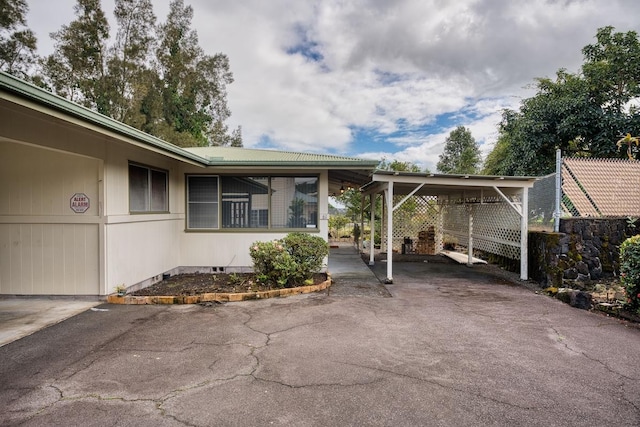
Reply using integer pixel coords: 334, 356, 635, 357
382, 195, 442, 253
443, 202, 522, 260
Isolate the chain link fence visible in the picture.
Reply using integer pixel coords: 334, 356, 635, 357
528, 172, 557, 231
527, 156, 640, 232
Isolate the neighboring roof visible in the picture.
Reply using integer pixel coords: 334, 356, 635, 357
0, 71, 378, 171
184, 146, 378, 168
562, 157, 640, 216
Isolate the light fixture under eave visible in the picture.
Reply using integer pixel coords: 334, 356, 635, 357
340, 182, 345, 194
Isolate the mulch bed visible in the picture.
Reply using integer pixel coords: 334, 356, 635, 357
131, 273, 328, 296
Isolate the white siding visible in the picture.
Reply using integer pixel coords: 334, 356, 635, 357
105, 217, 182, 288
0, 223, 99, 294
0, 140, 101, 294
0, 141, 100, 216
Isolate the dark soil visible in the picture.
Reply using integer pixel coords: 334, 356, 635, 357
131, 273, 328, 296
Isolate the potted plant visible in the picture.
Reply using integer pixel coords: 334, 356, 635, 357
114, 284, 127, 296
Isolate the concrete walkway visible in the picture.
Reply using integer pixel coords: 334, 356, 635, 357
0, 298, 100, 347
328, 243, 391, 297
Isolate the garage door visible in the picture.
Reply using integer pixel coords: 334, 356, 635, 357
0, 141, 101, 295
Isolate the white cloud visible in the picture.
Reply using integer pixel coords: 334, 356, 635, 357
26, 0, 640, 167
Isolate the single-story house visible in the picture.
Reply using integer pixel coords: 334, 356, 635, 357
0, 71, 378, 296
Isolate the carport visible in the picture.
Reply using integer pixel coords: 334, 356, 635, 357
360, 171, 537, 283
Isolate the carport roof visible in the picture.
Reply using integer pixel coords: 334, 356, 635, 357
361, 170, 538, 283
361, 170, 537, 198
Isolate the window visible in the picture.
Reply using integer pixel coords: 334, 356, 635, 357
129, 163, 168, 213
221, 176, 269, 228
271, 177, 318, 228
187, 176, 219, 229
186, 175, 318, 230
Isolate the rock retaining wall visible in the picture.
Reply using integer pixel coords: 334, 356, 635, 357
529, 218, 634, 287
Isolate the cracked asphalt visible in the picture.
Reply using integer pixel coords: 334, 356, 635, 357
2, 255, 640, 426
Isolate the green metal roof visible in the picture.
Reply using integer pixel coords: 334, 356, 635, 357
184, 146, 379, 167
0, 71, 378, 170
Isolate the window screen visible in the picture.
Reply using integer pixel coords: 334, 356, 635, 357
187, 176, 219, 229
271, 177, 318, 228
221, 177, 268, 228
186, 175, 318, 230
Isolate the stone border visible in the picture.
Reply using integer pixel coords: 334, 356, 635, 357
107, 277, 332, 305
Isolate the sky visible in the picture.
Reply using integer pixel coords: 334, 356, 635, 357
25, 0, 640, 172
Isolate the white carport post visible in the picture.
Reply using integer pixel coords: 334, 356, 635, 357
520, 187, 529, 280
493, 185, 529, 281
369, 193, 375, 266
385, 181, 394, 284
467, 205, 474, 266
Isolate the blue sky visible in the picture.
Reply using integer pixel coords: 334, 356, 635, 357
28, 0, 640, 172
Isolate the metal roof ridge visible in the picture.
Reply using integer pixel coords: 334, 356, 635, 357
186, 145, 380, 163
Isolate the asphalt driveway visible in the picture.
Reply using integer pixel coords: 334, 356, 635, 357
2, 254, 640, 426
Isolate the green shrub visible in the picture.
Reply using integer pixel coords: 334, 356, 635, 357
620, 234, 640, 313
250, 233, 328, 288
282, 232, 329, 282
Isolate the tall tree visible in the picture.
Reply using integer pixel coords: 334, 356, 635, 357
107, 0, 156, 123
437, 126, 481, 174
37, 0, 242, 147
152, 0, 238, 147
41, 0, 110, 110
0, 0, 37, 78
581, 26, 640, 157
484, 27, 640, 176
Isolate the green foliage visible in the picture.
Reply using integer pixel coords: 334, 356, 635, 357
437, 126, 481, 174
0, 0, 37, 79
328, 214, 350, 237
249, 233, 328, 288
107, 0, 157, 123
41, 0, 110, 108
35, 0, 241, 148
620, 234, 640, 313
334, 188, 362, 222
282, 232, 329, 278
481, 132, 511, 175
378, 158, 424, 173
484, 27, 640, 176
249, 240, 294, 288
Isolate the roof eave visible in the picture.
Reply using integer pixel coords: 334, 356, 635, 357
0, 71, 207, 166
